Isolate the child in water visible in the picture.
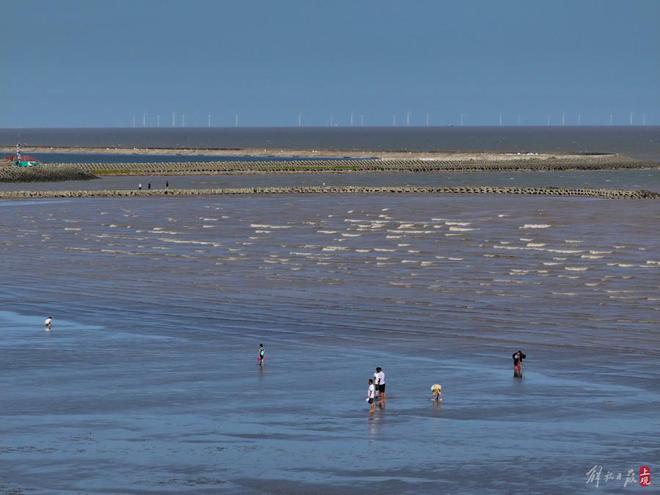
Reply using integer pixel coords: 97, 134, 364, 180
431, 384, 443, 402
258, 344, 265, 366
367, 378, 376, 412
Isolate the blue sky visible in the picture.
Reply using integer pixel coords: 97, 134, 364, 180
2, 0, 659, 127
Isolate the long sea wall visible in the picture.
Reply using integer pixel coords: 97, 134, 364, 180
1, 186, 658, 200
41, 156, 658, 175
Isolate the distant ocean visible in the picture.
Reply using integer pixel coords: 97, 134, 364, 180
1, 126, 659, 161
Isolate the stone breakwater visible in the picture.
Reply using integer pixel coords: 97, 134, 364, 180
45, 156, 657, 176
1, 186, 658, 200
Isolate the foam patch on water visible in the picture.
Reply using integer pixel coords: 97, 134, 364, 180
520, 224, 551, 229
251, 224, 291, 229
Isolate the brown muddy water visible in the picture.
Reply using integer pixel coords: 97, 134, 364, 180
0, 194, 658, 494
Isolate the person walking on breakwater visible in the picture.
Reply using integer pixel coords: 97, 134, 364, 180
165, 181, 169, 189
374, 367, 386, 400
147, 183, 151, 190
138, 183, 142, 190
367, 378, 376, 413
44, 315, 53, 331
257, 343, 265, 366
513, 350, 526, 378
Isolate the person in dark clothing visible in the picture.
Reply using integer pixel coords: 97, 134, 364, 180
512, 350, 526, 378
148, 183, 151, 190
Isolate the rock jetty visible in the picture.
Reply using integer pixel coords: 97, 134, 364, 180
41, 156, 658, 176
1, 186, 658, 200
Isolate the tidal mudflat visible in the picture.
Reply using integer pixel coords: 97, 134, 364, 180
1, 194, 658, 494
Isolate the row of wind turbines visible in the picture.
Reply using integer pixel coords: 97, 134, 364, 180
131, 111, 650, 128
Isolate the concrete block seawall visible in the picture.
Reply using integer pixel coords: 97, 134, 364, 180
1, 186, 658, 200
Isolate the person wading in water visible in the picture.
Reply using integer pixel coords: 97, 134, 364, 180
512, 350, 526, 378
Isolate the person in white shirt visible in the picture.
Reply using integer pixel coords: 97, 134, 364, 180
367, 379, 376, 412
374, 367, 386, 400
44, 316, 53, 331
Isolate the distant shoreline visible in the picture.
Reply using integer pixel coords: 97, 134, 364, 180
0, 145, 622, 162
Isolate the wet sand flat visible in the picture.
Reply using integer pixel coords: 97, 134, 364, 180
0, 195, 658, 494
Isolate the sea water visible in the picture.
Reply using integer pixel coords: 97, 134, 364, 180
0, 194, 658, 493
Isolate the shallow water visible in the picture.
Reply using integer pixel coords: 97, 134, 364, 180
0, 195, 658, 494
1, 168, 659, 193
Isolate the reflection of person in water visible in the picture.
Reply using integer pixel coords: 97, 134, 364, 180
512, 350, 526, 378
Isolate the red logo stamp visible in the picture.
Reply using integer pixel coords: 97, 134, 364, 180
639, 466, 651, 487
